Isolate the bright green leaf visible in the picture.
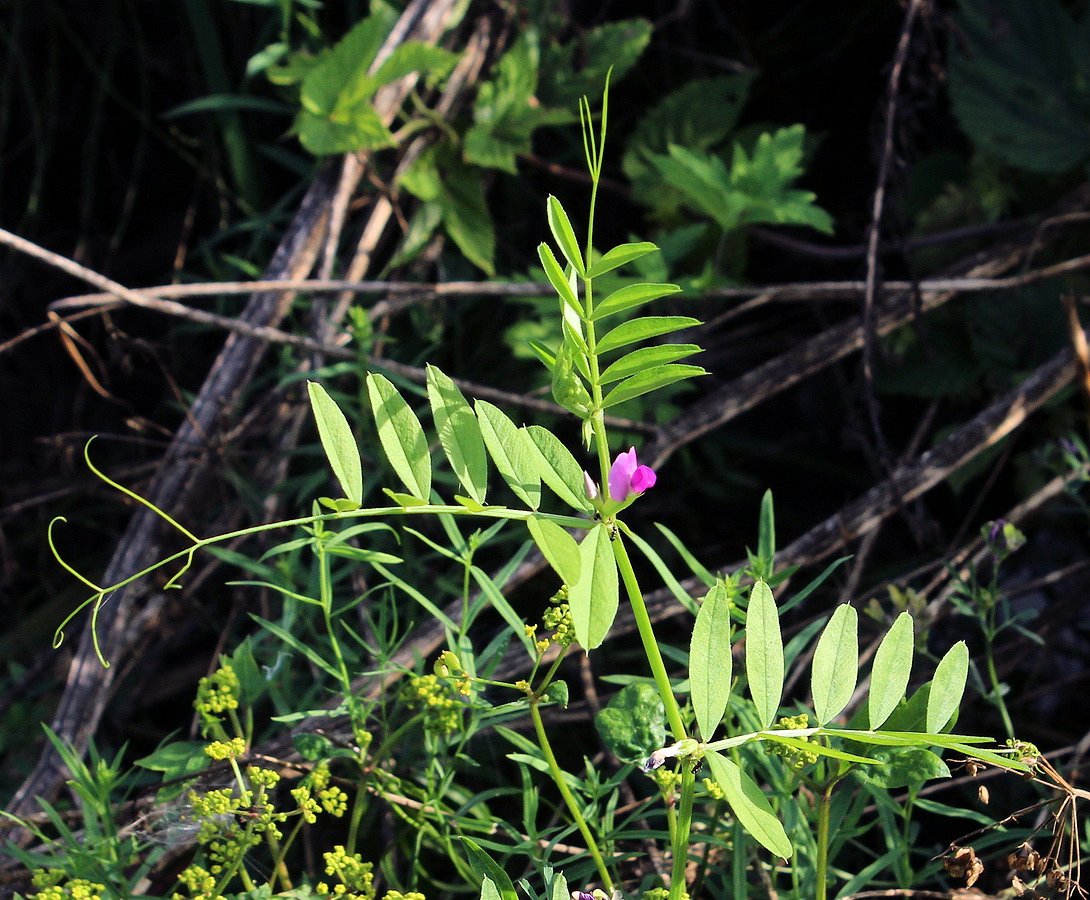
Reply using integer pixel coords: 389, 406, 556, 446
853, 747, 950, 790
597, 315, 701, 355
691, 581, 732, 740
526, 517, 581, 586
706, 752, 792, 859
538, 243, 583, 316
524, 425, 593, 512
587, 241, 659, 278
426, 365, 487, 504
746, 580, 783, 728
547, 195, 585, 277
601, 363, 707, 408
811, 604, 858, 724
307, 381, 363, 504
869, 612, 914, 729
599, 343, 701, 385
592, 282, 682, 320
568, 523, 618, 649
366, 373, 431, 501
927, 641, 969, 734
475, 401, 540, 509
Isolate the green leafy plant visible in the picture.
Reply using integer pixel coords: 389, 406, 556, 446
32, 80, 1038, 900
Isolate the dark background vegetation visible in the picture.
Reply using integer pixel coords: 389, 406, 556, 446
2, 0, 1090, 894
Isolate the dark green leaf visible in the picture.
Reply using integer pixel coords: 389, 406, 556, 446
458, 838, 518, 900
594, 682, 666, 762
757, 489, 775, 571
853, 747, 950, 790
949, 0, 1090, 173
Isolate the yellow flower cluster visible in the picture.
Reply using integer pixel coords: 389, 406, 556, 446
194, 664, 240, 724
204, 737, 246, 760
769, 714, 818, 770
702, 777, 725, 801
315, 845, 376, 900
402, 674, 462, 737
30, 873, 104, 900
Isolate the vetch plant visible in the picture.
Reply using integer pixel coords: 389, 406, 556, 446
35, 79, 1040, 900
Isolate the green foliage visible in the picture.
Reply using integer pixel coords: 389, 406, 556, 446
463, 31, 570, 174
744, 580, 784, 729
647, 126, 834, 234
283, 5, 459, 155
594, 682, 667, 762
690, 581, 733, 740
949, 0, 1090, 173
399, 145, 497, 276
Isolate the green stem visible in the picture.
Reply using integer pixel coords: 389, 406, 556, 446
530, 701, 614, 893
668, 765, 696, 900
611, 533, 687, 742
983, 630, 1015, 740
318, 544, 352, 693
815, 784, 834, 900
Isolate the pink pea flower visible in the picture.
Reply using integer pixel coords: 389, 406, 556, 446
608, 447, 656, 502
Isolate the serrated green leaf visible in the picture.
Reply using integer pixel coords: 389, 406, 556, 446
569, 523, 618, 649
691, 581, 732, 740
869, 612, 914, 729
811, 604, 858, 724
526, 517, 581, 586
594, 682, 666, 762
307, 381, 363, 504
599, 343, 702, 384
927, 641, 969, 734
537, 243, 583, 316
366, 374, 431, 501
746, 580, 783, 728
706, 752, 792, 859
592, 282, 682, 320
475, 401, 540, 509
587, 241, 659, 278
523, 425, 593, 511
597, 315, 701, 354
547, 195, 585, 277
601, 364, 707, 408
426, 365, 487, 504
949, 0, 1090, 173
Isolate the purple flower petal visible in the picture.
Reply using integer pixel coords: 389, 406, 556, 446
630, 465, 656, 494
608, 447, 638, 501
